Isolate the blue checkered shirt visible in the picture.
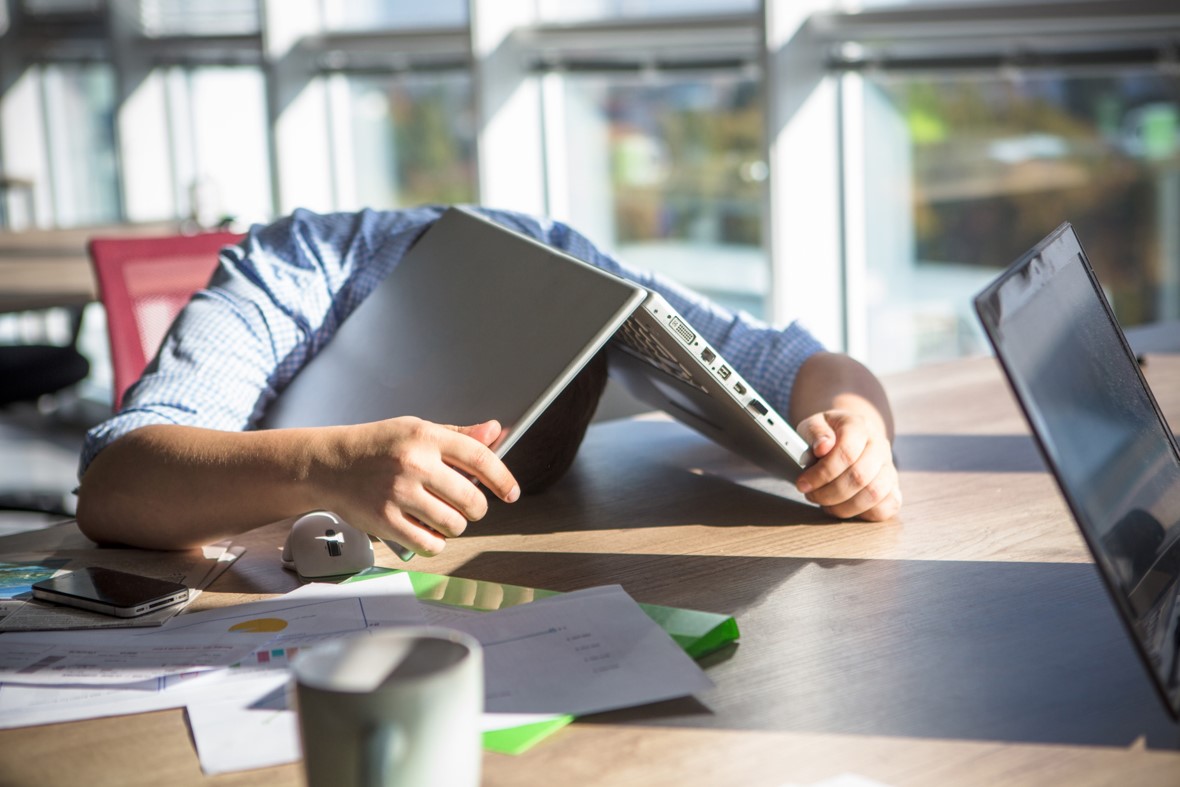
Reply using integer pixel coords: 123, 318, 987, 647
80, 206, 825, 476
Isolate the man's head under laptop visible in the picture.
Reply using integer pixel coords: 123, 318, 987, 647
503, 348, 609, 494
396, 223, 606, 493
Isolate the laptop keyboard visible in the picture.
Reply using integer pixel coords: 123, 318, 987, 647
613, 316, 707, 392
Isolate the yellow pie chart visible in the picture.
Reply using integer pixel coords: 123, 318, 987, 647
229, 618, 288, 633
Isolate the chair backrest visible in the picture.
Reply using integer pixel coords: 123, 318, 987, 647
88, 231, 244, 409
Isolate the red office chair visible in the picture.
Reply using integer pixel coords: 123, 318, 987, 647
88, 231, 244, 409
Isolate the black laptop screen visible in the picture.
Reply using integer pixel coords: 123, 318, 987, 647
975, 223, 1180, 716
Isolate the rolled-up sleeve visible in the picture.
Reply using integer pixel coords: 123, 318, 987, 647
78, 208, 416, 477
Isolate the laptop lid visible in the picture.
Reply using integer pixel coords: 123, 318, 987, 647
974, 222, 1180, 718
261, 207, 647, 458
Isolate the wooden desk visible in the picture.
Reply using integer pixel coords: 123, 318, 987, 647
0, 222, 186, 312
3, 356, 1180, 786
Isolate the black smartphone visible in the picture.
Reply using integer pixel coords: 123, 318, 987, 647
32, 567, 190, 618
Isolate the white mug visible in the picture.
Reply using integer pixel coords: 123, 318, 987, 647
290, 627, 483, 787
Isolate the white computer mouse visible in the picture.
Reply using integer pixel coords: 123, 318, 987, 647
281, 510, 375, 581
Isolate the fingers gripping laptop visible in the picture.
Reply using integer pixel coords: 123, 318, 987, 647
974, 222, 1180, 718
263, 206, 812, 483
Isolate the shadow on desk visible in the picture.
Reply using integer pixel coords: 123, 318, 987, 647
893, 434, 1047, 473
486, 466, 826, 535
488, 419, 835, 535
893, 432, 1180, 473
453, 550, 1180, 750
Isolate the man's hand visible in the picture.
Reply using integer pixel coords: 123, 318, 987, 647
319, 417, 520, 556
794, 409, 901, 521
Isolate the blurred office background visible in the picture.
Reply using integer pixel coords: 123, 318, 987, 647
1, 0, 1179, 524
5, 0, 1180, 371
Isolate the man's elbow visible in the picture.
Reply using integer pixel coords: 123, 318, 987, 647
74, 480, 120, 546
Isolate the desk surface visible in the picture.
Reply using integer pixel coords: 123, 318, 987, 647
0, 221, 188, 312
3, 355, 1180, 786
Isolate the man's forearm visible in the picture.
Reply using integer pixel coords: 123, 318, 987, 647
76, 417, 522, 553
789, 351, 894, 440
76, 424, 329, 550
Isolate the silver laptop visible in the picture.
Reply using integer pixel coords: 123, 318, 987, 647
608, 288, 811, 480
263, 207, 812, 480
261, 207, 640, 451
974, 222, 1180, 718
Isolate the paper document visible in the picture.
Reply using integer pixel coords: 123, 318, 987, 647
170, 572, 427, 774
158, 572, 426, 641
0, 573, 420, 737
177, 673, 296, 776
0, 631, 272, 685
185, 582, 711, 775
432, 584, 714, 716
0, 574, 715, 777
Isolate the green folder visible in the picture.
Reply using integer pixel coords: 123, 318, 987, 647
346, 567, 740, 755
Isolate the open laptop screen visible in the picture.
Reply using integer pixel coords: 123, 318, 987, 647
974, 222, 1180, 717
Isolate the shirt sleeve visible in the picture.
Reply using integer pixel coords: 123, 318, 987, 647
77, 208, 428, 478
480, 209, 827, 421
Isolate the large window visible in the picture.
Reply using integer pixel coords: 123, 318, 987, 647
320, 0, 467, 31
549, 72, 768, 317
137, 0, 261, 37
330, 73, 476, 211
7, 0, 1177, 377
42, 63, 120, 226
537, 0, 757, 22
164, 66, 272, 227
849, 67, 1180, 371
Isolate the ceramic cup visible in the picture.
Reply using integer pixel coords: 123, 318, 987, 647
290, 627, 483, 787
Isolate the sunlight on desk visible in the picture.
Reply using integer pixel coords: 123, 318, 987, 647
1, 356, 1179, 786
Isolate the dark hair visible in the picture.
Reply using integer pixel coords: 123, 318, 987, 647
502, 349, 608, 494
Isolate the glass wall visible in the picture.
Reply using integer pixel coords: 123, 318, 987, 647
42, 63, 120, 227
137, 0, 261, 37
851, 68, 1180, 372
537, 0, 758, 22
331, 73, 476, 210
551, 72, 768, 317
165, 66, 273, 227
320, 0, 467, 31
4, 0, 1177, 376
